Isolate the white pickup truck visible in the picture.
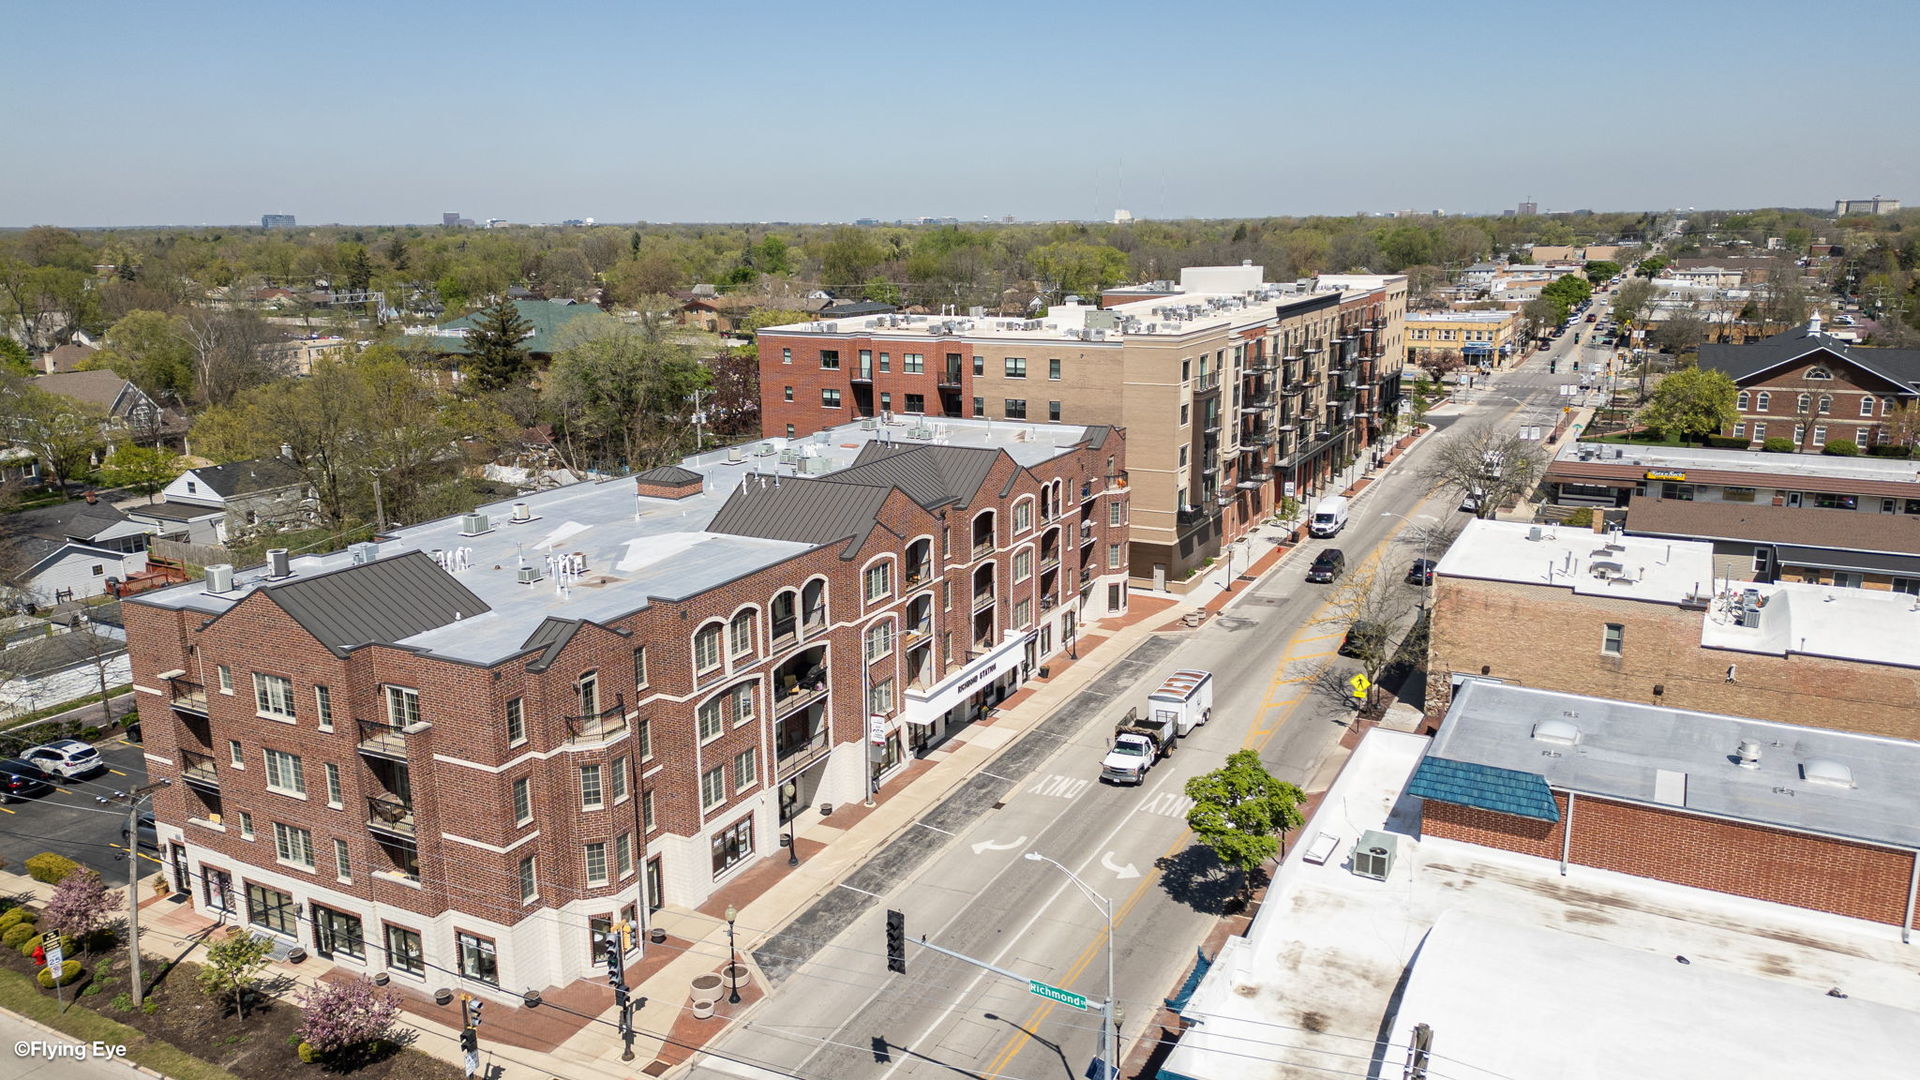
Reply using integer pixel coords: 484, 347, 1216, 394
1101, 670, 1214, 785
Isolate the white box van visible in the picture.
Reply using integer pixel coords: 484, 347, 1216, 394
1309, 496, 1349, 538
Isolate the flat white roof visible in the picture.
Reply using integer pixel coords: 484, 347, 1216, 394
1558, 439, 1920, 485
1404, 310, 1517, 323
1159, 729, 1920, 1080
759, 273, 1402, 346
1434, 519, 1717, 605
1700, 580, 1920, 668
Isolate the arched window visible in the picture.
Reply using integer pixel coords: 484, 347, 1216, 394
693, 622, 724, 675
1796, 393, 1810, 413
1805, 366, 1833, 380
1755, 391, 1770, 411
1736, 391, 1750, 410
865, 620, 895, 663
728, 609, 756, 659
1817, 395, 1832, 415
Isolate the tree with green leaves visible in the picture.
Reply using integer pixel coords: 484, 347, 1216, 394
1583, 260, 1621, 281
0, 378, 105, 489
98, 445, 181, 500
462, 298, 534, 393
1184, 750, 1305, 900
0, 338, 29, 375
1638, 366, 1738, 445
544, 314, 711, 469
92, 310, 195, 405
197, 926, 275, 1020
1636, 256, 1669, 277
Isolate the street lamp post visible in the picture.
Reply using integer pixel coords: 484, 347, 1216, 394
1024, 852, 1119, 1080
724, 904, 741, 1004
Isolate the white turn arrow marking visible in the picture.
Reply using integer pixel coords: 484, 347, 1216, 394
1101, 852, 1141, 880
971, 835, 1028, 856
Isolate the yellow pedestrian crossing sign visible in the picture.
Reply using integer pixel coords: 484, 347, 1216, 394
1348, 674, 1371, 700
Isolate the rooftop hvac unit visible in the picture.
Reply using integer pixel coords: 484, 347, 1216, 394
1089, 329, 1107, 341
802, 457, 833, 475
859, 419, 878, 430
265, 548, 291, 579
349, 541, 381, 565
727, 446, 746, 463
969, 306, 985, 318
779, 449, 802, 465
754, 442, 776, 456
1350, 831, 1397, 881
205, 563, 235, 594
517, 566, 543, 585
821, 322, 839, 332
460, 512, 491, 536
1064, 328, 1082, 339
510, 501, 532, 522
865, 319, 880, 328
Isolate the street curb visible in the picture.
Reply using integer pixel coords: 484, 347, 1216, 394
0, 1005, 169, 1079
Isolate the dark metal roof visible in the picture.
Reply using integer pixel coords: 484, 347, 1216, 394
634, 465, 702, 485
706, 476, 891, 557
519, 617, 580, 670
262, 551, 491, 657
828, 443, 1003, 510
188, 458, 305, 498
1625, 496, 1920, 557
1769, 544, 1920, 576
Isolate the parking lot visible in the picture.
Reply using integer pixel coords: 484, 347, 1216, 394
0, 738, 154, 881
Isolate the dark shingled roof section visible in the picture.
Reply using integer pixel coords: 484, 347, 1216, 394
829, 442, 1003, 510
1407, 756, 1561, 822
263, 551, 491, 657
1626, 495, 1920, 556
1698, 329, 1920, 392
519, 617, 581, 670
707, 477, 892, 558
634, 465, 703, 485
190, 458, 305, 498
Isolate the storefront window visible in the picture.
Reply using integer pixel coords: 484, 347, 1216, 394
457, 931, 499, 985
245, 883, 296, 937
385, 924, 424, 976
711, 815, 754, 878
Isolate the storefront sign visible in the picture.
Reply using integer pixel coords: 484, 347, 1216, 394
869, 716, 888, 745
1644, 471, 1686, 481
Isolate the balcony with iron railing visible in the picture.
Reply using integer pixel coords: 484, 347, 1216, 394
773, 678, 828, 719
1194, 371, 1221, 393
366, 795, 416, 840
357, 719, 410, 761
776, 724, 830, 778
938, 368, 964, 388
1080, 521, 1096, 546
903, 617, 933, 647
566, 696, 627, 743
181, 750, 219, 789
1040, 593, 1058, 611
972, 586, 996, 613
971, 537, 995, 561
165, 677, 209, 715
1039, 551, 1061, 572
1080, 480, 1099, 503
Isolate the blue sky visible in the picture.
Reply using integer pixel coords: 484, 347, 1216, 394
4, 0, 1915, 226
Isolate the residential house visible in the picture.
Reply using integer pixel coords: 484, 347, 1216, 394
1, 498, 151, 605
31, 370, 185, 450
0, 630, 129, 719
149, 458, 315, 544
37, 342, 100, 375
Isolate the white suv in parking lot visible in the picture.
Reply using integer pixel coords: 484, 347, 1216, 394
23, 739, 103, 781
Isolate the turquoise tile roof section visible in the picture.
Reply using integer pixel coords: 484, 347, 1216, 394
428, 299, 601, 355
1408, 756, 1560, 822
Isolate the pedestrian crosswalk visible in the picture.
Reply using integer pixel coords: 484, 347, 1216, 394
1029, 774, 1090, 799
1142, 791, 1195, 819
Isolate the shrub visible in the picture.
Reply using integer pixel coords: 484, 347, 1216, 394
21, 933, 76, 959
1866, 443, 1913, 458
1821, 440, 1861, 456
1760, 437, 1796, 453
37, 959, 82, 988
24, 853, 80, 885
297, 1041, 321, 1064
2, 923, 36, 950
44, 869, 114, 944
294, 977, 402, 1058
110, 991, 134, 1013
0, 906, 38, 932
1703, 434, 1748, 448
1562, 508, 1595, 527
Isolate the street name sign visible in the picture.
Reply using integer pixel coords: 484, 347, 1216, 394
1028, 980, 1088, 1010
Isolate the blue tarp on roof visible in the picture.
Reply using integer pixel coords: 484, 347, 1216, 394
1407, 756, 1560, 822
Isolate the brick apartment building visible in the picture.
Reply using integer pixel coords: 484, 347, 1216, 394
123, 419, 1128, 1000
1697, 318, 1920, 453
755, 266, 1407, 587
1426, 519, 1920, 739
1411, 680, 1920, 938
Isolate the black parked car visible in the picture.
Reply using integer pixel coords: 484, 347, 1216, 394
0, 758, 55, 803
1306, 549, 1346, 583
122, 811, 158, 849
1406, 558, 1437, 586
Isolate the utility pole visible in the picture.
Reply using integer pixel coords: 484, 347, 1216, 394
114, 779, 170, 1007
371, 476, 386, 531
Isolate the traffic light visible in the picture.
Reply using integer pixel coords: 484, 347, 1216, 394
605, 937, 624, 987
466, 997, 484, 1029
1548, 360, 1556, 373
885, 909, 906, 974
460, 1027, 478, 1054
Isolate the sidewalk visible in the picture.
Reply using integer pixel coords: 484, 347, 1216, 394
0, 427, 1441, 1080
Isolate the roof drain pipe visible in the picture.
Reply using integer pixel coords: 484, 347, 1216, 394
1559, 791, 1575, 877
1903, 852, 1918, 946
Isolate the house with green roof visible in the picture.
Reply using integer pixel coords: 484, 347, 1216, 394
405, 299, 604, 361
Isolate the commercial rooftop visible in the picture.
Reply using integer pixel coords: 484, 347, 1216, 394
760, 266, 1399, 345
1551, 439, 1920, 499
1433, 680, 1920, 850
1159, 728, 1920, 1080
1698, 580, 1920, 668
1403, 309, 1516, 323
1433, 518, 1717, 605
128, 418, 1110, 666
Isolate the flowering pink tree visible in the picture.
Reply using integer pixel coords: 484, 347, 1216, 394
43, 869, 114, 945
295, 977, 403, 1058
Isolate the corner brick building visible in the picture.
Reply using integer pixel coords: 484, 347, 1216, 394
1410, 680, 1920, 938
1427, 519, 1920, 739
755, 266, 1406, 587
123, 419, 1128, 1000
1697, 318, 1920, 453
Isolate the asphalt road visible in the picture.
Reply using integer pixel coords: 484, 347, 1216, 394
684, 329, 1593, 1080
0, 1010, 147, 1080
0, 738, 154, 882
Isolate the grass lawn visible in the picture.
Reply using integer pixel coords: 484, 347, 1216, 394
0, 966, 245, 1080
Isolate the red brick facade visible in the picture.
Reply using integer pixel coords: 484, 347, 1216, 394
1423, 794, 1920, 931
127, 429, 1128, 999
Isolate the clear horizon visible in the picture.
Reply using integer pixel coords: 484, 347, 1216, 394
4, 0, 1914, 229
